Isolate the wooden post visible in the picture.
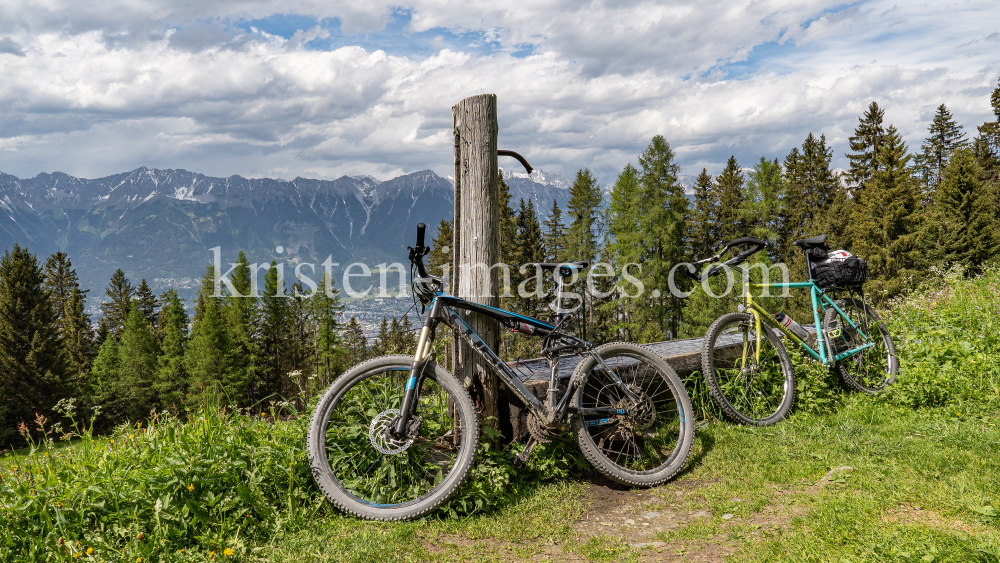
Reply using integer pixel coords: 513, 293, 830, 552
451, 94, 503, 432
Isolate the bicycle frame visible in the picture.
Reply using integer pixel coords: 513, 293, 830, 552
739, 278, 875, 366
394, 291, 635, 436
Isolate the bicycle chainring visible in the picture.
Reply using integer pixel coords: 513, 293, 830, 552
526, 411, 562, 443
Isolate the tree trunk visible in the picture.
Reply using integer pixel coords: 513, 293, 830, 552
452, 94, 504, 433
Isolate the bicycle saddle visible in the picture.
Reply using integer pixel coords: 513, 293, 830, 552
791, 234, 828, 248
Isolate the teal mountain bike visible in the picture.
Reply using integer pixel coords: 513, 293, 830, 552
686, 235, 898, 426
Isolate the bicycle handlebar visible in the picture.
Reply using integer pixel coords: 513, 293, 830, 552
410, 223, 430, 278
686, 237, 769, 282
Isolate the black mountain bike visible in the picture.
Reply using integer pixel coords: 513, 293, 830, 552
308, 224, 695, 520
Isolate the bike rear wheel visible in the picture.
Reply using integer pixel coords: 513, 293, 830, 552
307, 355, 479, 521
702, 312, 795, 426
572, 342, 695, 486
823, 298, 897, 393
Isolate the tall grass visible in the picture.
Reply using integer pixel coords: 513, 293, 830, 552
883, 265, 1000, 414
0, 400, 319, 562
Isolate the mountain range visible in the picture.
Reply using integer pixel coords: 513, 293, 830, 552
0, 167, 572, 306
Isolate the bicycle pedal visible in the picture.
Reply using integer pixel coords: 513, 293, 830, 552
513, 437, 539, 466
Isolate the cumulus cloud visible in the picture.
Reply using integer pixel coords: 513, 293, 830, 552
0, 0, 997, 184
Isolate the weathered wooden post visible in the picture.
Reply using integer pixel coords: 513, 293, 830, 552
451, 94, 503, 431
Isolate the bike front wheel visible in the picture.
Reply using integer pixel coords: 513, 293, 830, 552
823, 298, 897, 393
702, 312, 795, 426
307, 355, 479, 521
571, 342, 695, 486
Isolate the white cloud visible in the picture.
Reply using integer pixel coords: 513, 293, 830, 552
0, 0, 997, 185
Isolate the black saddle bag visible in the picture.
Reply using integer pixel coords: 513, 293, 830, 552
813, 255, 869, 289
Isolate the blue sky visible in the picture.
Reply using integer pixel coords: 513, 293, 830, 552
0, 0, 997, 184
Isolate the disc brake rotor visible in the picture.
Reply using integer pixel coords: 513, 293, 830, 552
369, 409, 415, 455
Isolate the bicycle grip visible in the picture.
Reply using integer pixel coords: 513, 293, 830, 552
416, 223, 426, 247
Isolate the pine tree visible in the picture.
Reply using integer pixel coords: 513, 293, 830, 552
924, 148, 997, 273
0, 244, 68, 444
89, 338, 122, 423
739, 157, 785, 246
849, 126, 922, 299
542, 199, 566, 263
185, 266, 234, 404
636, 136, 687, 339
134, 279, 158, 329
155, 289, 189, 411
714, 156, 746, 242
43, 252, 94, 382
918, 104, 969, 194
845, 101, 887, 193
99, 269, 133, 340
117, 303, 159, 421
342, 316, 368, 364
687, 168, 716, 260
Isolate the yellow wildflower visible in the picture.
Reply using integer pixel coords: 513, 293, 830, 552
187, 483, 195, 492
87, 548, 94, 555
210, 551, 216, 558
137, 558, 142, 563
224, 548, 234, 557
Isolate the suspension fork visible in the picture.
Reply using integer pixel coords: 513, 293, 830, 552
394, 299, 441, 436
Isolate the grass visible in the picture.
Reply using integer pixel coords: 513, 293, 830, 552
3, 267, 1000, 561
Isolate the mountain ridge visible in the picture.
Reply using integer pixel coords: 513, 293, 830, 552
0, 166, 570, 305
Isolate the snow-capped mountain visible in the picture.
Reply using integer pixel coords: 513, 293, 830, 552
0, 167, 570, 302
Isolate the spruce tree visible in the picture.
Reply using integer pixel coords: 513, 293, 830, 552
687, 168, 716, 261
542, 199, 566, 263
739, 157, 785, 246
605, 164, 644, 341
135, 279, 158, 329
99, 269, 133, 340
222, 250, 259, 399
0, 244, 68, 444
342, 316, 368, 364
185, 266, 234, 404
565, 168, 604, 339
514, 198, 545, 315
258, 261, 290, 400
714, 156, 746, 242
924, 148, 997, 273
43, 252, 94, 382
918, 104, 969, 194
845, 101, 886, 193
155, 289, 189, 411
974, 77, 1000, 181
426, 219, 453, 282
117, 303, 159, 421
371, 317, 390, 357
311, 273, 346, 388
498, 171, 518, 270
849, 126, 922, 299
778, 133, 840, 266
89, 338, 122, 423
